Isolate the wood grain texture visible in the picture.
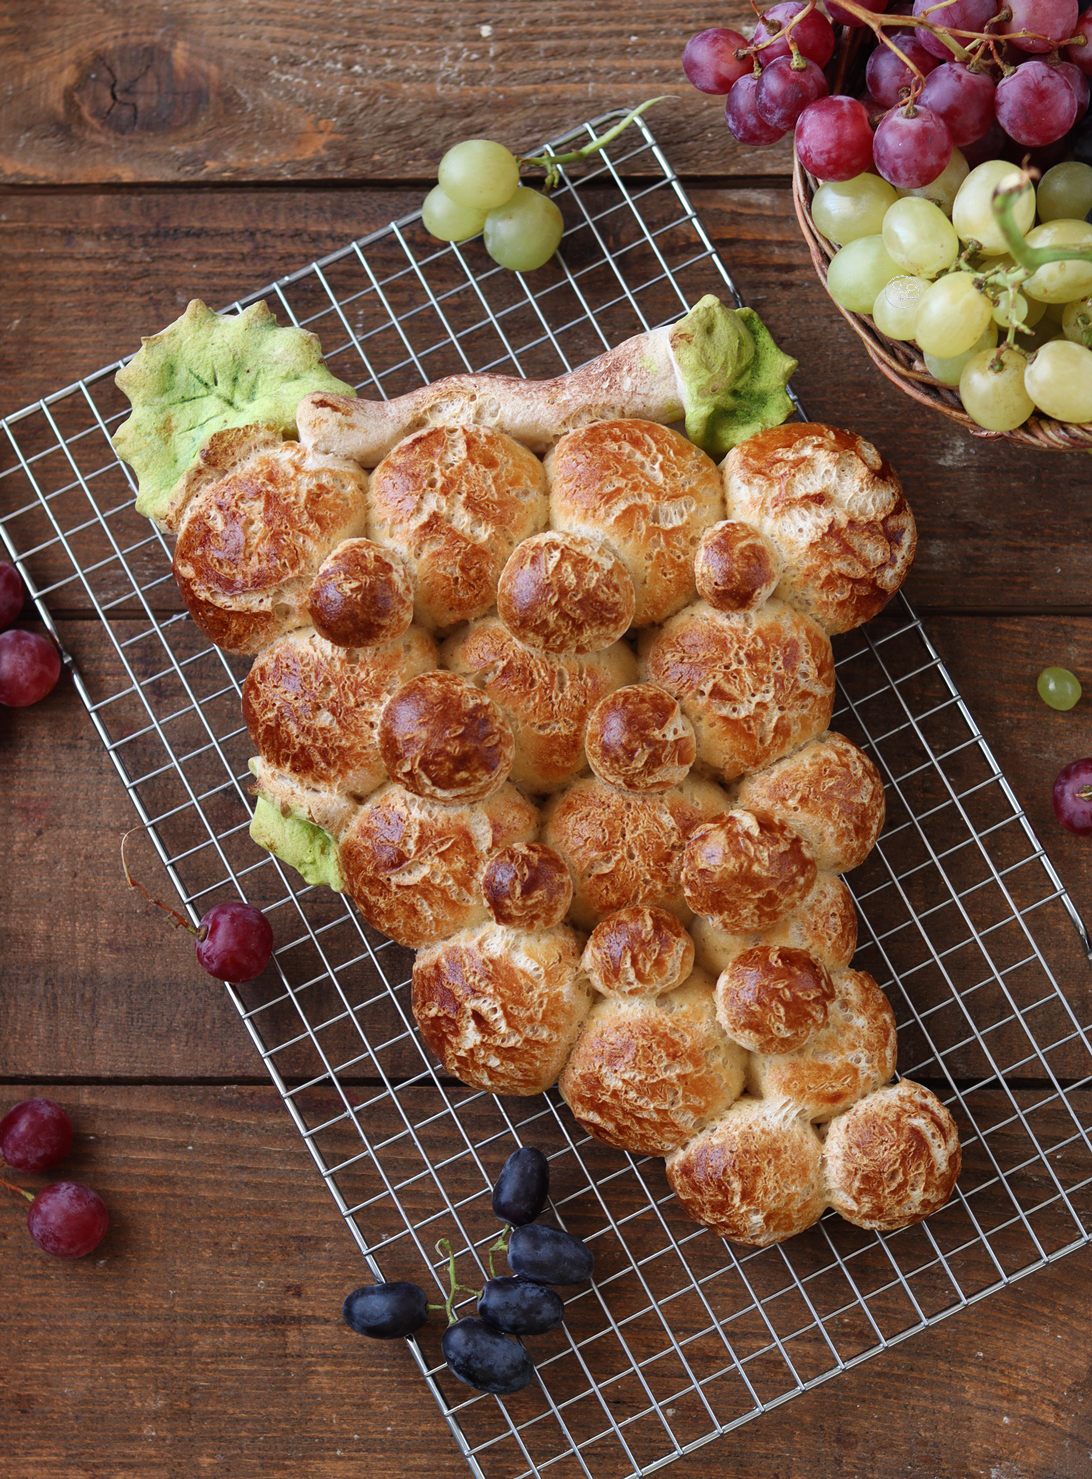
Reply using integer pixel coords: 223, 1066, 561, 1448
0, 2, 787, 185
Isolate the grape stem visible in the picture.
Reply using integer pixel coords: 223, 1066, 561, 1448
121, 828, 200, 938
433, 1236, 491, 1326
992, 173, 1092, 276
520, 99, 673, 193
487, 1225, 511, 1281
1, 1176, 34, 1203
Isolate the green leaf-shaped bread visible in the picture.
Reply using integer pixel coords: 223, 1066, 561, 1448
112, 299, 356, 526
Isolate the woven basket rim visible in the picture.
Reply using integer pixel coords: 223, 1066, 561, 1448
792, 153, 1092, 451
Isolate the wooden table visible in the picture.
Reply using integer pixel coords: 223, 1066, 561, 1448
3, 5, 1092, 1475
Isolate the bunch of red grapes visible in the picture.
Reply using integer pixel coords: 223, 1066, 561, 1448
683, 1, 1092, 190
1, 1098, 110, 1259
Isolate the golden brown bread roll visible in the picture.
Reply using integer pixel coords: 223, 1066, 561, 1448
172, 436, 369, 654
823, 1079, 962, 1231
366, 425, 548, 632
307, 537, 414, 648
338, 782, 538, 947
442, 616, 636, 794
584, 684, 696, 793
665, 1097, 826, 1247
377, 670, 514, 803
558, 969, 747, 1156
642, 599, 835, 782
694, 520, 783, 613
242, 625, 437, 799
481, 843, 573, 930
681, 810, 818, 935
581, 906, 695, 998
735, 731, 885, 874
747, 967, 897, 1122
412, 923, 592, 1095
715, 946, 835, 1055
547, 419, 724, 625
691, 873, 858, 976
541, 774, 732, 930
723, 423, 916, 635
496, 531, 635, 654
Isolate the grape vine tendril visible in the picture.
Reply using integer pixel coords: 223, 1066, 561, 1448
520, 98, 672, 192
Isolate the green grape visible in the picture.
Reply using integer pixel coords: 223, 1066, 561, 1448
902, 149, 969, 219
923, 325, 997, 386
1022, 220, 1092, 305
873, 276, 930, 340
438, 139, 521, 212
1024, 339, 1092, 422
827, 235, 902, 315
1036, 162, 1092, 225
952, 160, 1036, 255
812, 173, 899, 246
483, 187, 564, 272
958, 347, 1034, 432
421, 186, 489, 243
881, 197, 959, 278
914, 273, 993, 358
992, 291, 1045, 332
1037, 667, 1082, 712
1062, 297, 1092, 346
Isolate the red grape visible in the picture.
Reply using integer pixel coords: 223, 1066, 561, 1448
1051, 57, 1091, 114
1002, 0, 1078, 54
0, 629, 61, 707
795, 95, 875, 179
753, 3, 836, 68
827, 0, 888, 26
0, 1099, 73, 1173
195, 900, 274, 983
0, 563, 23, 629
995, 60, 1079, 147
1052, 758, 1092, 836
866, 39, 938, 109
919, 62, 997, 146
682, 28, 752, 94
27, 1182, 109, 1259
873, 104, 953, 188
913, 0, 1001, 61
1067, 12, 1092, 78
725, 74, 787, 146
755, 55, 829, 130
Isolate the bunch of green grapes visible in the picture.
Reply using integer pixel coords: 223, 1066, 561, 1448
422, 139, 564, 273
816, 154, 1092, 432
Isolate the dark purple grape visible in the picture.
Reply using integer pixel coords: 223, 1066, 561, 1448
1052, 757, 1092, 835
753, 2, 836, 67
0, 629, 60, 707
342, 1281, 429, 1338
724, 74, 786, 146
508, 1223, 594, 1285
26, 1182, 109, 1258
195, 901, 273, 983
1052, 57, 1091, 113
0, 563, 24, 629
865, 39, 938, 110
441, 1317, 535, 1395
682, 28, 752, 94
0, 1098, 73, 1173
755, 55, 829, 131
919, 62, 997, 147
479, 1277, 565, 1336
491, 1146, 549, 1226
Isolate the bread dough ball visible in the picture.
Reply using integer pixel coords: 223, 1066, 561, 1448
378, 669, 514, 802
694, 520, 782, 612
307, 537, 414, 647
715, 945, 835, 1054
582, 906, 695, 998
497, 530, 635, 654
691, 873, 859, 976
585, 684, 696, 793
682, 809, 818, 935
481, 843, 573, 930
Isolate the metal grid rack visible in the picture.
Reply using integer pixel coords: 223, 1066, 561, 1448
3, 112, 1092, 1479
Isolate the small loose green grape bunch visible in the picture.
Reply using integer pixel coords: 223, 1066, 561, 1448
422, 138, 563, 273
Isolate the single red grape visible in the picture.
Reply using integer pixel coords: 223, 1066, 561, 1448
27, 1182, 109, 1259
0, 563, 24, 629
795, 95, 875, 179
1067, 12, 1092, 78
682, 28, 752, 94
1051, 57, 1091, 114
755, 55, 829, 130
753, 3, 836, 67
866, 39, 938, 109
195, 900, 274, 983
725, 74, 787, 146
919, 62, 997, 146
0, 629, 61, 707
873, 104, 953, 188
827, 0, 888, 26
0, 1099, 73, 1173
1002, 0, 1077, 54
995, 60, 1079, 147
913, 0, 1001, 60
1052, 757, 1092, 836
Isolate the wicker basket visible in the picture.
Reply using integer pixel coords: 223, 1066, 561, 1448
792, 151, 1092, 450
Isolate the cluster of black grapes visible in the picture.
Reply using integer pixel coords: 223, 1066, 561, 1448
342, 1146, 594, 1396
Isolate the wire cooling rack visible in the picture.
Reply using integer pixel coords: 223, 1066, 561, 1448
4, 112, 1092, 1479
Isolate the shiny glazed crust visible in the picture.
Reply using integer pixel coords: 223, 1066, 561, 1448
584, 684, 697, 793
307, 538, 414, 647
377, 670, 515, 803
581, 906, 696, 998
496, 530, 636, 654
681, 810, 818, 935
